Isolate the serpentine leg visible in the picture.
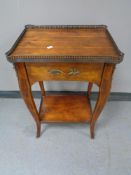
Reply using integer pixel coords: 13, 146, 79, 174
88, 82, 93, 97
39, 81, 46, 96
15, 63, 41, 137
90, 64, 115, 138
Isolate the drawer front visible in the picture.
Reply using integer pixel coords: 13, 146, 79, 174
26, 63, 104, 85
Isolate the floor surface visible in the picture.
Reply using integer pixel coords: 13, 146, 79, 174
0, 99, 131, 175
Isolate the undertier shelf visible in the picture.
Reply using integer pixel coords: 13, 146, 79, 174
39, 94, 92, 123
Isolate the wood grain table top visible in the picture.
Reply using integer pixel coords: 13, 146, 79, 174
6, 25, 124, 64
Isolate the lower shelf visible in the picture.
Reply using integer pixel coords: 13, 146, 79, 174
39, 94, 92, 123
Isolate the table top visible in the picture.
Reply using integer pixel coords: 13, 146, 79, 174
6, 25, 124, 64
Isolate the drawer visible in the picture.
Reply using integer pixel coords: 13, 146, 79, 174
26, 62, 104, 85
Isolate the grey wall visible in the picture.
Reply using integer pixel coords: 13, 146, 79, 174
0, 0, 131, 92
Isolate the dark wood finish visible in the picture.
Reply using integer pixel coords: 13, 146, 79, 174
39, 95, 92, 122
6, 25, 123, 138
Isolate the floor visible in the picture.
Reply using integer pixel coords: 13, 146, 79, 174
0, 98, 131, 175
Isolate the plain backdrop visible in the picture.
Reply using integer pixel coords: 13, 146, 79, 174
0, 0, 130, 92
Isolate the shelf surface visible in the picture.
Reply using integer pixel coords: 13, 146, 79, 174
39, 95, 92, 123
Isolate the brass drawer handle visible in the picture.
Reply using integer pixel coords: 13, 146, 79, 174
68, 68, 80, 75
48, 69, 63, 75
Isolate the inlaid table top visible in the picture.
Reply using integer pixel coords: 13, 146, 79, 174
6, 25, 123, 64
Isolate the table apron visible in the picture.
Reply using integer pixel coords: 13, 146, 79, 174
25, 62, 104, 86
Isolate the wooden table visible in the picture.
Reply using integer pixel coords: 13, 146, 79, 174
6, 25, 124, 138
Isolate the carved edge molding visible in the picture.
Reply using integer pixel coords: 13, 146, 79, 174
25, 24, 108, 29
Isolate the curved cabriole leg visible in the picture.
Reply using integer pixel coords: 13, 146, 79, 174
88, 82, 93, 97
90, 64, 115, 138
39, 81, 46, 97
15, 63, 41, 137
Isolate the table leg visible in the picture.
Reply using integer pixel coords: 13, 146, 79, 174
88, 82, 93, 97
90, 64, 115, 138
15, 63, 41, 137
39, 81, 46, 96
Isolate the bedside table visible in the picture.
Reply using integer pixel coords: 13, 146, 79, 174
6, 25, 124, 138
